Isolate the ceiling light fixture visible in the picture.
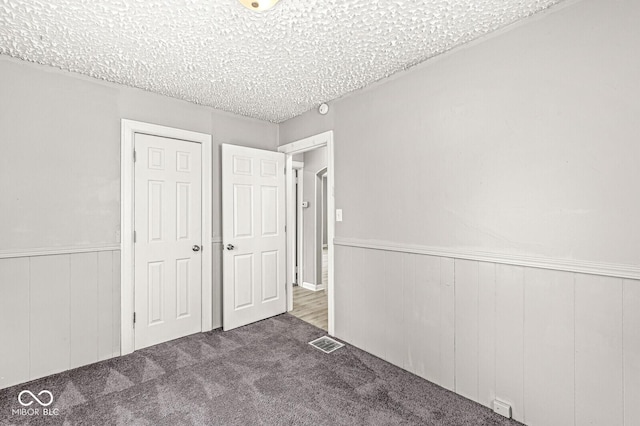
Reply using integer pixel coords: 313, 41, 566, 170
238, 0, 281, 12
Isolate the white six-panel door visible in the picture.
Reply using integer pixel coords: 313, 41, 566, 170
222, 144, 286, 330
134, 133, 202, 349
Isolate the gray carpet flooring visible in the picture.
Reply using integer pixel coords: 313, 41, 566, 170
1, 314, 521, 425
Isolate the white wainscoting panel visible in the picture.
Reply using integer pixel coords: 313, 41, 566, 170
0, 258, 30, 388
333, 239, 640, 426
333, 244, 351, 342
477, 261, 496, 408
495, 264, 524, 421
111, 252, 121, 357
523, 267, 574, 426
335, 247, 458, 392
0, 249, 121, 390
575, 274, 623, 426
401, 252, 418, 376
412, 253, 434, 381
30, 255, 71, 380
97, 251, 113, 361
362, 249, 386, 359
70, 252, 99, 369
383, 251, 404, 369
624, 279, 640, 426
439, 257, 455, 392
455, 259, 479, 401
349, 247, 366, 351
97, 251, 114, 361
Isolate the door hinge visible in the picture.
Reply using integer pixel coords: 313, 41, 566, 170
133, 230, 137, 243
133, 150, 137, 162
284, 225, 287, 233
133, 312, 136, 327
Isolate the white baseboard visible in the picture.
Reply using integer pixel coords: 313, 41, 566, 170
302, 281, 325, 292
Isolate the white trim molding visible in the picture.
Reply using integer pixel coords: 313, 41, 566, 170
292, 161, 305, 289
280, 132, 332, 154
279, 130, 336, 335
301, 281, 325, 292
334, 237, 640, 280
0, 244, 120, 259
120, 119, 213, 356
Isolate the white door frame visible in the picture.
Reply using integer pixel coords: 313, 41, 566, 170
278, 131, 335, 335
292, 161, 304, 287
315, 168, 328, 287
120, 119, 213, 355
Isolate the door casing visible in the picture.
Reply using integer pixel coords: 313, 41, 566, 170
315, 168, 328, 287
120, 119, 213, 356
278, 131, 335, 335
292, 161, 304, 287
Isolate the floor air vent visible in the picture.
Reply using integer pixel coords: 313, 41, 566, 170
309, 336, 345, 354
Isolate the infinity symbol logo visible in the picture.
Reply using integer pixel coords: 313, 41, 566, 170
18, 390, 53, 407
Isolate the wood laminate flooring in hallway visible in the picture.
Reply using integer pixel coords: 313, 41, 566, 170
291, 248, 328, 331
291, 286, 328, 331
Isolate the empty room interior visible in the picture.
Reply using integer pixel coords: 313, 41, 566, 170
1, 0, 639, 425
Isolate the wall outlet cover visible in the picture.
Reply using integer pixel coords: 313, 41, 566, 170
336, 209, 343, 222
493, 399, 512, 419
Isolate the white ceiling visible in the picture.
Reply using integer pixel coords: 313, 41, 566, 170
0, 0, 563, 123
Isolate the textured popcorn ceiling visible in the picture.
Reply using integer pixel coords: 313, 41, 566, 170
0, 0, 563, 122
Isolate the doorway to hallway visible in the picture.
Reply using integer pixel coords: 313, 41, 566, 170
289, 147, 328, 331
279, 131, 335, 335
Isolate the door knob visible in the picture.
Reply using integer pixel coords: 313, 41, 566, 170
226, 244, 235, 251
192, 245, 201, 252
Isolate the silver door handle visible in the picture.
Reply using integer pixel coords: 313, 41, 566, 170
192, 245, 201, 252
226, 244, 235, 251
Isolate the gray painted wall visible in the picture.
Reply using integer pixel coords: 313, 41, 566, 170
280, 0, 640, 425
301, 147, 327, 286
0, 56, 277, 389
280, 0, 640, 266
0, 56, 278, 251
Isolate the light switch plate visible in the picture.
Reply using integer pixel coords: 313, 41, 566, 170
336, 209, 343, 222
